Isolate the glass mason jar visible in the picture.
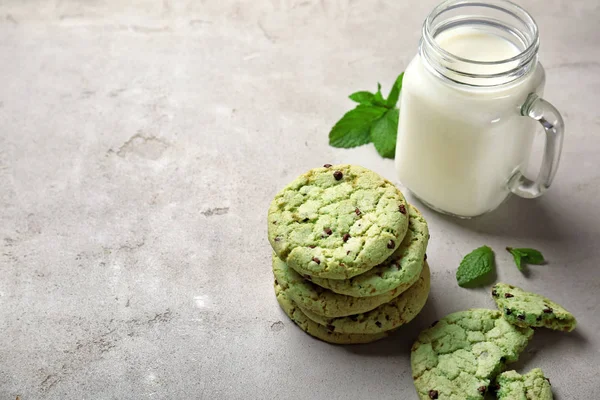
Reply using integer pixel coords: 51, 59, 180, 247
395, 0, 564, 218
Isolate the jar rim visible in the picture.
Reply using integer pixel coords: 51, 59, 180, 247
423, 0, 539, 66
421, 0, 540, 86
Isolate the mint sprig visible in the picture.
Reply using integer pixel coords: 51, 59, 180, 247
506, 247, 545, 271
329, 73, 404, 159
456, 246, 496, 287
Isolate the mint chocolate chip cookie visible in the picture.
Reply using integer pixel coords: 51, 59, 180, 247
272, 255, 404, 318
496, 369, 553, 400
310, 204, 428, 297
274, 282, 388, 344
411, 309, 534, 400
268, 164, 409, 279
491, 283, 577, 332
299, 262, 430, 334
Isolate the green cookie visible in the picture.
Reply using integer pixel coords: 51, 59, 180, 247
274, 282, 388, 344
268, 164, 409, 279
299, 262, 430, 334
272, 255, 404, 318
310, 204, 428, 297
492, 283, 577, 332
496, 369, 553, 400
411, 309, 534, 400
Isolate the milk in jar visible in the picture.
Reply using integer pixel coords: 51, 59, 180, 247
395, 25, 546, 217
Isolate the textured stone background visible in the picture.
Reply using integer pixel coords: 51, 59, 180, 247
1, 0, 599, 399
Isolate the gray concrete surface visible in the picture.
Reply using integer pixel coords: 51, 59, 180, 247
1, 0, 599, 399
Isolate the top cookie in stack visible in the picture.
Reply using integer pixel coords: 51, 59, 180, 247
268, 164, 430, 344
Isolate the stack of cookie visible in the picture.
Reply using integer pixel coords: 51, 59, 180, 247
268, 164, 430, 344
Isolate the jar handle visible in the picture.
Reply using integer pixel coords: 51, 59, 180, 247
509, 93, 565, 199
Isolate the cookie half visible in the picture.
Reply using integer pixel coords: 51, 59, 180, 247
496, 369, 553, 400
272, 255, 404, 318
268, 164, 409, 279
411, 309, 534, 400
274, 282, 388, 344
492, 283, 577, 332
310, 204, 428, 297
299, 262, 430, 334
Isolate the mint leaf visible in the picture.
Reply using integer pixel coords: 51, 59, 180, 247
370, 108, 399, 158
329, 105, 388, 148
506, 247, 545, 271
373, 83, 387, 107
386, 72, 404, 108
456, 246, 495, 287
349, 91, 376, 105
507, 248, 524, 271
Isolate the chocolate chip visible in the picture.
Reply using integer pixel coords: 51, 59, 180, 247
302, 217, 309, 222
431, 320, 439, 327
375, 321, 382, 328
323, 164, 332, 168
346, 250, 351, 255
492, 289, 498, 297
543, 307, 553, 313
399, 204, 406, 214
333, 170, 343, 180
387, 240, 395, 249
340, 263, 345, 267
428, 390, 439, 399
324, 227, 332, 236
312, 257, 320, 264
477, 386, 486, 394
505, 308, 512, 315
274, 279, 278, 285
424, 253, 427, 261
309, 245, 316, 248
343, 233, 350, 242
504, 293, 514, 298
326, 324, 335, 332
274, 237, 281, 242
355, 208, 361, 216
518, 314, 525, 320
272, 221, 277, 225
